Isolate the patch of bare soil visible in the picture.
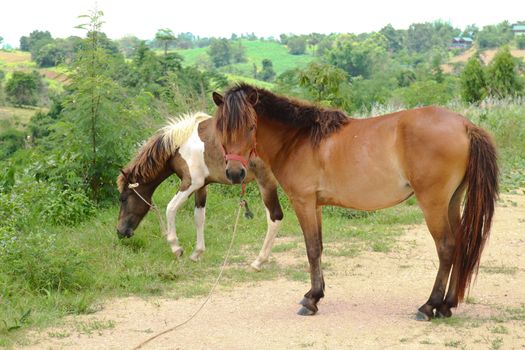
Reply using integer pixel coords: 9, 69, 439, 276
441, 48, 525, 73
17, 194, 525, 350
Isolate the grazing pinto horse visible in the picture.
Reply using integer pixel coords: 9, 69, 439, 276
116, 112, 283, 269
213, 84, 498, 319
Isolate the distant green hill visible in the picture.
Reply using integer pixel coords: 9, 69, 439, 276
175, 39, 314, 77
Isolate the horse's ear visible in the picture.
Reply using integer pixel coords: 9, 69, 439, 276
247, 90, 258, 106
212, 92, 224, 106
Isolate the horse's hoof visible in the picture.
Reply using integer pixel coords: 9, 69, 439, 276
189, 250, 203, 262
172, 247, 183, 258
436, 305, 452, 318
250, 258, 266, 272
415, 310, 432, 321
250, 259, 264, 271
297, 306, 317, 316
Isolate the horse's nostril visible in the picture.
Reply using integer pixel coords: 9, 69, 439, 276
240, 168, 246, 179
225, 169, 231, 179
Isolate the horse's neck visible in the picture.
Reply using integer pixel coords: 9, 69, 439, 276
144, 166, 175, 195
256, 117, 305, 171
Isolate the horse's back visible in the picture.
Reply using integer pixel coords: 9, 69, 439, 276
316, 106, 470, 209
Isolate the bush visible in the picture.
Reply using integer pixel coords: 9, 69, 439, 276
287, 36, 306, 55
0, 128, 25, 160
460, 56, 487, 103
5, 71, 44, 107
0, 229, 93, 294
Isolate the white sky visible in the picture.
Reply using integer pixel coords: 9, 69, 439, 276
1, 0, 524, 47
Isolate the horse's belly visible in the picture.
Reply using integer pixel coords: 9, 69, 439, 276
318, 176, 412, 211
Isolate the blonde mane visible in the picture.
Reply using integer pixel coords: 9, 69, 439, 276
161, 112, 211, 153
118, 112, 212, 191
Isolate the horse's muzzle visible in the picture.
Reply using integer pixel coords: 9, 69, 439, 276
117, 227, 134, 239
226, 168, 246, 184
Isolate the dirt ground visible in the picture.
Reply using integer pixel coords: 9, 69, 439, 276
17, 194, 525, 350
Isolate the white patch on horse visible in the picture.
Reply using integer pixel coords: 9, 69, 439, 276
166, 121, 210, 258
251, 208, 282, 271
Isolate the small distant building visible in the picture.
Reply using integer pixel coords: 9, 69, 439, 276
512, 23, 525, 36
450, 37, 473, 50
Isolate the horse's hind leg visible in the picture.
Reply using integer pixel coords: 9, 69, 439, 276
440, 185, 464, 317
250, 174, 283, 271
190, 186, 207, 262
416, 196, 456, 321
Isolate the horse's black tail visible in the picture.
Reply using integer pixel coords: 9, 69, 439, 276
453, 125, 498, 303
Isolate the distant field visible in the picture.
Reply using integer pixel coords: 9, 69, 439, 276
175, 40, 314, 76
0, 50, 35, 72
0, 106, 42, 132
0, 50, 67, 90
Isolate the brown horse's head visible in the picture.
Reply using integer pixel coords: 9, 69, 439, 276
213, 85, 258, 184
116, 170, 154, 239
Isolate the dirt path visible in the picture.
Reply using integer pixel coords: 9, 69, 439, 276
19, 194, 525, 350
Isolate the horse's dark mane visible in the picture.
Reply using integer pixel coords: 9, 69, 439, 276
117, 134, 170, 192
217, 83, 349, 146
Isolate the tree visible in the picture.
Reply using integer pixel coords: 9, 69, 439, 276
477, 22, 513, 49
259, 59, 276, 82
460, 55, 486, 103
34, 42, 65, 67
298, 61, 350, 109
155, 28, 176, 57
5, 71, 43, 106
208, 38, 231, 67
287, 35, 306, 55
231, 41, 247, 63
516, 35, 525, 50
62, 9, 130, 201
19, 30, 53, 56
327, 33, 388, 79
115, 35, 142, 58
380, 24, 403, 52
486, 46, 524, 98
176, 32, 195, 49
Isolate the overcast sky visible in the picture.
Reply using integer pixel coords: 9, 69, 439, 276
1, 0, 523, 47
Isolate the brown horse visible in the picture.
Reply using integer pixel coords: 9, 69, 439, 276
212, 84, 498, 320
117, 112, 283, 269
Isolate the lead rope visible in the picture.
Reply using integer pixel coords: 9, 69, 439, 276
130, 196, 245, 350
128, 183, 168, 236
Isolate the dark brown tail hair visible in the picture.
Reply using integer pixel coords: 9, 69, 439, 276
453, 126, 499, 303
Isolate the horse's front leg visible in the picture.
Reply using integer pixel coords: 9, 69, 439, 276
166, 186, 198, 257
250, 179, 283, 271
293, 199, 324, 316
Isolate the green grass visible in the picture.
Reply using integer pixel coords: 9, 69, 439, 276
0, 106, 43, 132
175, 39, 314, 76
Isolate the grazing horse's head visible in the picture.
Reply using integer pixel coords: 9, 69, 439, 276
116, 170, 153, 239
213, 85, 258, 184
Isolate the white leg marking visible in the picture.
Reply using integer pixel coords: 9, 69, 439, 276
251, 208, 282, 271
190, 207, 206, 262
166, 190, 193, 257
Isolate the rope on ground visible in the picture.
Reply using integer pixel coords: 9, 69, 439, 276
131, 200, 244, 350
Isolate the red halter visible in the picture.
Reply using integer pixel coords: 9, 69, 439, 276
221, 133, 258, 196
